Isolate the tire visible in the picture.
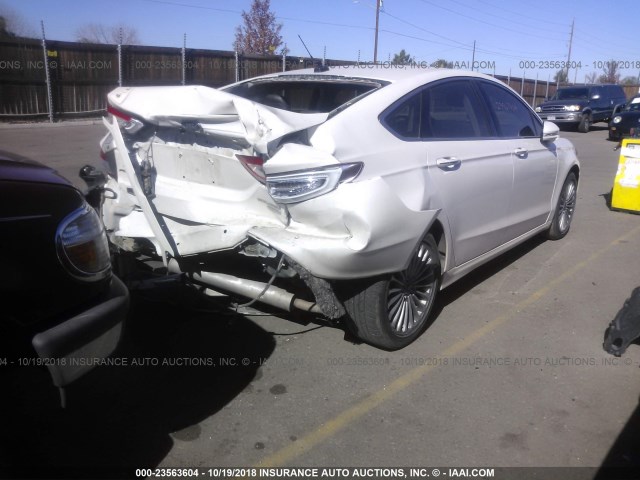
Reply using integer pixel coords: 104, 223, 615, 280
578, 114, 591, 133
546, 172, 577, 240
343, 234, 441, 350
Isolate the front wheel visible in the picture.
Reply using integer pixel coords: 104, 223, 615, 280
546, 172, 577, 240
578, 114, 591, 133
343, 234, 441, 350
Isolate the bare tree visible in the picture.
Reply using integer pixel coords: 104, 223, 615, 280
75, 23, 140, 44
0, 5, 36, 38
554, 69, 568, 84
598, 60, 621, 84
392, 49, 413, 65
584, 71, 599, 84
234, 0, 283, 55
430, 59, 453, 68
621, 76, 638, 86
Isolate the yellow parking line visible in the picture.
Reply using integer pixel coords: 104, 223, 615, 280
255, 225, 640, 468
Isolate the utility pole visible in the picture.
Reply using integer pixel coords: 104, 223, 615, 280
471, 40, 476, 71
565, 19, 574, 84
373, 0, 380, 63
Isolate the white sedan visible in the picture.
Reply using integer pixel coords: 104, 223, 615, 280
99, 66, 579, 349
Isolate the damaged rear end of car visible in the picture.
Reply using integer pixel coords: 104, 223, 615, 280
99, 78, 435, 334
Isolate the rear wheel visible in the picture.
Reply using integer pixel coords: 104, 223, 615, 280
343, 234, 441, 350
546, 172, 577, 240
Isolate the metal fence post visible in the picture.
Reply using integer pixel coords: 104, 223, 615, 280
533, 73, 538, 107
182, 34, 186, 85
235, 50, 239, 82
282, 46, 286, 72
41, 21, 54, 123
545, 75, 550, 101
117, 28, 123, 87
520, 71, 525, 96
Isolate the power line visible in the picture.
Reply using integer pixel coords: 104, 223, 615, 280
380, 9, 470, 48
379, 29, 561, 61
140, 0, 374, 32
417, 0, 567, 43
140, 0, 240, 14
474, 0, 569, 27
379, 8, 564, 59
445, 0, 567, 35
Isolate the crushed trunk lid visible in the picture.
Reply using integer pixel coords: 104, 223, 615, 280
107, 85, 329, 154
103, 85, 338, 260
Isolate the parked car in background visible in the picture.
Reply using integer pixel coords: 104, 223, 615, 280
535, 84, 626, 132
98, 66, 579, 350
0, 150, 128, 404
609, 95, 640, 140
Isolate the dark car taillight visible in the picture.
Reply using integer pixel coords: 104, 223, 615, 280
56, 204, 111, 281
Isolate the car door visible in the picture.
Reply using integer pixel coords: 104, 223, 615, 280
417, 79, 515, 266
475, 79, 558, 239
589, 86, 608, 121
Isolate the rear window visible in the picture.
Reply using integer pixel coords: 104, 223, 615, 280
223, 78, 382, 114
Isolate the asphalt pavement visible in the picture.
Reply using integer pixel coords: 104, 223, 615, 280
1, 120, 639, 479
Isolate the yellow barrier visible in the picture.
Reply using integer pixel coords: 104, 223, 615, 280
612, 138, 640, 213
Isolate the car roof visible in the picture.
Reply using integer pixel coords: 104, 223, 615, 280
245, 65, 496, 85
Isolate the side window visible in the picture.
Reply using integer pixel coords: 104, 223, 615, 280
477, 81, 542, 138
383, 92, 422, 139
421, 80, 492, 139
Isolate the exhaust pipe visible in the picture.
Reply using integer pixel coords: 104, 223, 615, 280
167, 259, 323, 314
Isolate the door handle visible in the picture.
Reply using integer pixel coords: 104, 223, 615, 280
436, 157, 461, 171
514, 148, 528, 159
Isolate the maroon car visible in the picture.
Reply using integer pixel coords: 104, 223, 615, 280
0, 150, 128, 405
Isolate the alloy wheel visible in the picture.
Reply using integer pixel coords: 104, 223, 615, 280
558, 178, 577, 234
387, 241, 438, 336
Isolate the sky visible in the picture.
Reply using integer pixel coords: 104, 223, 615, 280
2, 0, 639, 84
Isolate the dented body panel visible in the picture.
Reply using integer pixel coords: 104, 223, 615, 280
100, 67, 580, 332
101, 77, 446, 278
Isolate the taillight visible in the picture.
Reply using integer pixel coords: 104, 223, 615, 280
266, 163, 363, 204
237, 154, 266, 184
107, 105, 144, 134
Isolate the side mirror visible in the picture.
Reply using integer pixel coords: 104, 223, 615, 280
541, 121, 559, 144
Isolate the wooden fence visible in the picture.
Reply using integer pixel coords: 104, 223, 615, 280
1, 37, 637, 120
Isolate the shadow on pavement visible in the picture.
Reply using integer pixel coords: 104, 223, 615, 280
431, 234, 547, 321
0, 287, 275, 478
595, 396, 640, 479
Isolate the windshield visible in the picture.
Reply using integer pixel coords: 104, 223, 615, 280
624, 97, 640, 112
223, 77, 383, 113
553, 87, 589, 100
